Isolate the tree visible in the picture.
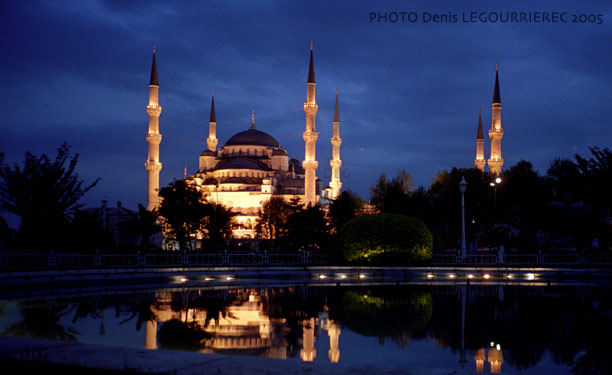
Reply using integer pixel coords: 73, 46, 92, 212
328, 190, 365, 232
337, 213, 432, 265
121, 204, 162, 252
369, 170, 417, 214
284, 204, 330, 252
158, 180, 208, 251
256, 197, 290, 240
201, 203, 235, 251
0, 143, 99, 251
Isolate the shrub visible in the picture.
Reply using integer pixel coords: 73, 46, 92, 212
337, 213, 432, 265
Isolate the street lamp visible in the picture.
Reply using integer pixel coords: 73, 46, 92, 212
459, 176, 468, 261
490, 177, 502, 225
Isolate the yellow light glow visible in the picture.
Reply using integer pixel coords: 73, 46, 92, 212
426, 273, 434, 279
180, 277, 188, 282
359, 274, 366, 279
449, 274, 456, 279
319, 274, 326, 279
340, 274, 347, 279
506, 274, 513, 279
467, 274, 474, 279
526, 273, 536, 281
204, 277, 214, 281
226, 276, 234, 281
483, 274, 491, 279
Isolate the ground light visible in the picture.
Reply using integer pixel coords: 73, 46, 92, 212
226, 276, 234, 281
180, 277, 188, 282
526, 273, 536, 281
467, 274, 474, 279
358, 274, 366, 279
506, 274, 513, 279
339, 274, 347, 279
426, 273, 435, 279
204, 277, 214, 281
483, 273, 491, 279
319, 274, 327, 279
449, 273, 457, 279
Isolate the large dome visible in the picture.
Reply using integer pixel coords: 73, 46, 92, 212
224, 128, 280, 148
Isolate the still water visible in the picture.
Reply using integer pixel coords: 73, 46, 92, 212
1, 283, 610, 374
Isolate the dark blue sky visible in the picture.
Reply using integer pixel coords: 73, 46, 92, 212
1, 0, 611, 215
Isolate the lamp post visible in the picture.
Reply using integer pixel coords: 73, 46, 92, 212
490, 177, 502, 225
459, 176, 468, 261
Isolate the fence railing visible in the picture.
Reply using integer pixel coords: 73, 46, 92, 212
432, 252, 612, 266
1, 251, 610, 270
0, 251, 330, 269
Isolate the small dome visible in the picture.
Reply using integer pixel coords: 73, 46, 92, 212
272, 148, 287, 156
200, 149, 215, 156
224, 128, 280, 148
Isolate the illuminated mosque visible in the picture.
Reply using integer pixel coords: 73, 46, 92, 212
144, 43, 342, 237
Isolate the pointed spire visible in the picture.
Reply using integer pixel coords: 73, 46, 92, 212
334, 89, 339, 123
307, 41, 315, 84
492, 63, 501, 104
209, 89, 216, 123
249, 110, 256, 130
149, 44, 159, 86
477, 107, 483, 139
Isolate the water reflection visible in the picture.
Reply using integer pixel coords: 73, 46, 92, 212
1, 284, 611, 374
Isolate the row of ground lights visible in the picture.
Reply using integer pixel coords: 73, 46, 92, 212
426, 272, 536, 281
177, 276, 236, 283
318, 273, 367, 280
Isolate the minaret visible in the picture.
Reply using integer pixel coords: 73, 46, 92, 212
488, 63, 504, 176
474, 107, 485, 172
303, 41, 319, 206
145, 44, 163, 211
329, 89, 342, 199
206, 90, 218, 152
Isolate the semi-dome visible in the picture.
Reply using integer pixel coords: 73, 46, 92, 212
224, 128, 280, 148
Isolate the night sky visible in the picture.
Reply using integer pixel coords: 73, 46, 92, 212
1, 1, 611, 221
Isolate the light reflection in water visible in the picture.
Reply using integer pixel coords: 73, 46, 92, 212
0, 284, 611, 374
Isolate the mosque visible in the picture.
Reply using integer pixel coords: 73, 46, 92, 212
144, 44, 342, 238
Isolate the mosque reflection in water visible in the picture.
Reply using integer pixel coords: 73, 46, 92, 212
143, 289, 340, 363
2, 284, 612, 374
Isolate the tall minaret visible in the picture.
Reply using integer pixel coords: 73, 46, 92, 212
302, 41, 319, 205
474, 107, 485, 172
207, 90, 218, 152
145, 44, 163, 211
487, 63, 504, 176
329, 89, 342, 199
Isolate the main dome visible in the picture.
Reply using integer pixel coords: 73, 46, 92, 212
224, 128, 280, 148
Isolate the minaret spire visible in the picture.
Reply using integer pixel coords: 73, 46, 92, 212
145, 45, 163, 210
488, 63, 504, 176
329, 89, 342, 199
474, 107, 485, 172
307, 41, 316, 84
303, 42, 319, 205
206, 89, 218, 152
149, 44, 159, 86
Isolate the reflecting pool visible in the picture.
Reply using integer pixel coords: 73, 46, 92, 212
1, 283, 611, 374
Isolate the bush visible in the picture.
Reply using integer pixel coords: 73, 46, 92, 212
336, 213, 432, 265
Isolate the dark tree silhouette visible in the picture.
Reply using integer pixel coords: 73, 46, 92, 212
158, 180, 208, 251
0, 143, 99, 251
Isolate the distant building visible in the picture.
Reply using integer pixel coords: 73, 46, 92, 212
144, 43, 343, 238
